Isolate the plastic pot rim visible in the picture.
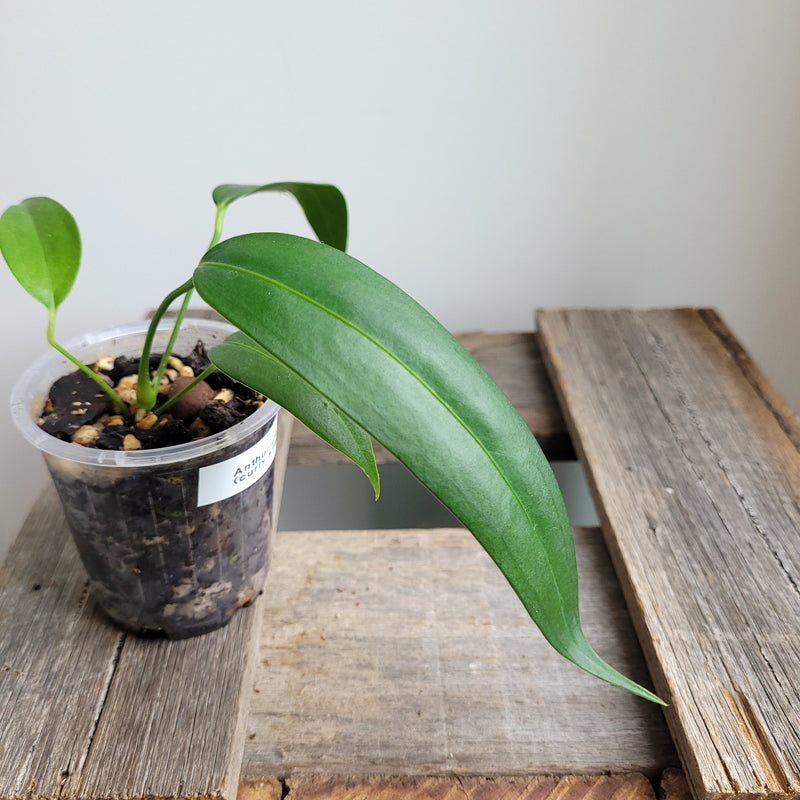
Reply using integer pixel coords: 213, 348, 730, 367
10, 318, 280, 468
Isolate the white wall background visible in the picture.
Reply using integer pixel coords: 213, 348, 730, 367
2, 2, 800, 559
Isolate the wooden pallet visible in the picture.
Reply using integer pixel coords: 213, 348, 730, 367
2, 309, 797, 800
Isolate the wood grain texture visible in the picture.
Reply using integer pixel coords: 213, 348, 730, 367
242, 527, 675, 780
271, 773, 657, 800
537, 308, 800, 800
697, 309, 800, 451
66, 597, 262, 799
287, 331, 574, 464
0, 487, 124, 800
1, 411, 292, 800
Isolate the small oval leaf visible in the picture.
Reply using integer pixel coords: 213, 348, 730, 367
0, 197, 81, 311
211, 182, 347, 251
194, 233, 663, 703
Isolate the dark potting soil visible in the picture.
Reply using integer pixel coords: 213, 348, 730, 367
38, 340, 266, 450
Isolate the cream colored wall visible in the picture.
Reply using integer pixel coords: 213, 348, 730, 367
2, 2, 800, 559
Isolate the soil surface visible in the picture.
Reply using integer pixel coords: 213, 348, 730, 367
38, 340, 265, 450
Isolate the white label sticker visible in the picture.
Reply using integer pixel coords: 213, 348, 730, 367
197, 419, 278, 507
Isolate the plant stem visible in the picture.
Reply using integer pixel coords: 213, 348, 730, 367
136, 278, 195, 410
46, 306, 128, 415
152, 286, 194, 386
209, 202, 228, 251
133, 200, 231, 411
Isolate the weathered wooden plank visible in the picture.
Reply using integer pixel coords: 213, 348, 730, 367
66, 605, 260, 798
287, 331, 574, 464
0, 488, 124, 800
238, 773, 658, 800
242, 527, 675, 780
1, 412, 292, 800
697, 308, 800, 451
537, 308, 800, 800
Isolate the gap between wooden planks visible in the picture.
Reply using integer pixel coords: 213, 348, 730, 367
537, 308, 800, 800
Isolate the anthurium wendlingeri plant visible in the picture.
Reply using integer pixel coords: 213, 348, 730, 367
0, 183, 663, 703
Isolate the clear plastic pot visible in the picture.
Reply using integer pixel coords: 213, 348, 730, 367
10, 319, 279, 638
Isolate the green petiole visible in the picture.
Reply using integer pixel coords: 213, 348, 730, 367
132, 197, 232, 413
135, 279, 195, 410
46, 305, 129, 415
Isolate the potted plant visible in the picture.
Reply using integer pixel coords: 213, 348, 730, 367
0, 183, 662, 703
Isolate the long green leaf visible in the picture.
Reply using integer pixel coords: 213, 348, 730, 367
212, 182, 347, 251
211, 331, 380, 497
194, 233, 663, 704
0, 197, 81, 311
